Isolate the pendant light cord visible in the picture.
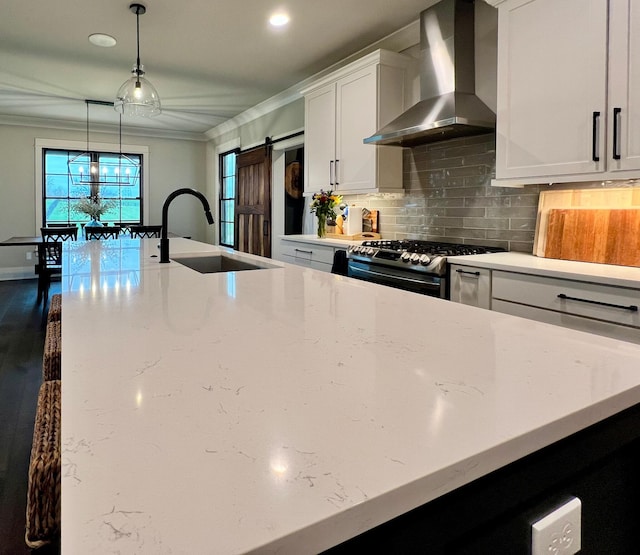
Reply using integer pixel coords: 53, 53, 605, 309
86, 100, 90, 152
135, 6, 142, 81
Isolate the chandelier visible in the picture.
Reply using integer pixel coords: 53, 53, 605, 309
114, 3, 161, 117
67, 100, 141, 189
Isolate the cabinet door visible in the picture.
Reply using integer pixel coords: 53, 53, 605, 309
449, 265, 492, 309
304, 83, 336, 194
492, 300, 640, 344
608, 0, 640, 172
495, 0, 608, 179
335, 65, 377, 193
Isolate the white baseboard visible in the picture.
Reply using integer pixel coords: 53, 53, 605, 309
0, 266, 36, 281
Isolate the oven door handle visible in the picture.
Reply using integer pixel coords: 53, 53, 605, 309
350, 265, 439, 286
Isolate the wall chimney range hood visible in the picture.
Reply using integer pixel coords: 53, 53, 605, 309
364, 0, 495, 147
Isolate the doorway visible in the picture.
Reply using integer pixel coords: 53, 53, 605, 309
235, 146, 272, 257
284, 148, 304, 235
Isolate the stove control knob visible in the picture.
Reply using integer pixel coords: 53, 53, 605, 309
366, 247, 376, 255
410, 253, 420, 264
419, 254, 431, 265
429, 255, 444, 268
400, 252, 412, 263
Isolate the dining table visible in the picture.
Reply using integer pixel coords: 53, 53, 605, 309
0, 236, 49, 301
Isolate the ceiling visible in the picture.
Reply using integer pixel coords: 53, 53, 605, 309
0, 0, 438, 138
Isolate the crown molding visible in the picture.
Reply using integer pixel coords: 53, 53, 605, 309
0, 113, 208, 142
205, 16, 421, 141
205, 87, 303, 141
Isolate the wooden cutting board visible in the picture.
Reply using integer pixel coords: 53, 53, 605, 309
534, 187, 640, 256
544, 208, 640, 267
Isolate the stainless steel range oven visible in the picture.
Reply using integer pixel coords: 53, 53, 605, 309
346, 240, 504, 299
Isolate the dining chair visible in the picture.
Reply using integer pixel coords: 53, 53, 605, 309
36, 241, 62, 305
115, 222, 132, 235
35, 227, 77, 305
129, 225, 163, 238
85, 226, 121, 240
41, 226, 78, 242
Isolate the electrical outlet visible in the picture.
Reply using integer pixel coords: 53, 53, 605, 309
26, 251, 32, 261
532, 497, 581, 555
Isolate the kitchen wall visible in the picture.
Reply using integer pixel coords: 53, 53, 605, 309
345, 133, 543, 252
345, 133, 639, 252
0, 123, 206, 278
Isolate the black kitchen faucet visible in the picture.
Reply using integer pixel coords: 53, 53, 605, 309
160, 188, 214, 263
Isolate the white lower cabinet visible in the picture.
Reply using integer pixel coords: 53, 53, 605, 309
449, 262, 640, 343
279, 240, 337, 272
491, 299, 640, 344
492, 270, 640, 343
449, 265, 492, 309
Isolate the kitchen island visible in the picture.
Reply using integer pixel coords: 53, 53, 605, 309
60, 238, 640, 553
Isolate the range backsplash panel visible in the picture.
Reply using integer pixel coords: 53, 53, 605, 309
345, 134, 640, 253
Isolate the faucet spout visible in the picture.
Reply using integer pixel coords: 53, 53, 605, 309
160, 188, 215, 263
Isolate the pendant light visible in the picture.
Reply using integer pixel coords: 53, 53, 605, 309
68, 100, 140, 188
114, 3, 161, 117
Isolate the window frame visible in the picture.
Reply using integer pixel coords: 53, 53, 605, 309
42, 148, 143, 227
35, 138, 149, 234
219, 149, 238, 248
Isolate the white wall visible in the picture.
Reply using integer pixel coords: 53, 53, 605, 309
0, 123, 207, 278
204, 3, 498, 256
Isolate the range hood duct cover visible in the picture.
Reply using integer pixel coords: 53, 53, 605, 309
364, 0, 495, 147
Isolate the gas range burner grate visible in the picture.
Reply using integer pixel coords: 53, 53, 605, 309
360, 240, 505, 256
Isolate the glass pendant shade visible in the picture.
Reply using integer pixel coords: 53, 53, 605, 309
114, 4, 161, 117
114, 66, 161, 117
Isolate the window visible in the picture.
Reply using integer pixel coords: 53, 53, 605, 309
42, 148, 143, 226
219, 150, 237, 247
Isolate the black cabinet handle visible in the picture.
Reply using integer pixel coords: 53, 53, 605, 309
329, 160, 334, 186
613, 107, 622, 160
335, 159, 340, 186
294, 248, 313, 254
456, 269, 481, 277
592, 111, 600, 162
557, 293, 637, 312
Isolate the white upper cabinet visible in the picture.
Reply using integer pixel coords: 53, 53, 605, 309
609, 0, 640, 172
493, 0, 640, 184
301, 50, 410, 195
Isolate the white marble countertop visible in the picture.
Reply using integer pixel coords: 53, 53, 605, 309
279, 234, 363, 248
448, 251, 640, 289
61, 238, 640, 554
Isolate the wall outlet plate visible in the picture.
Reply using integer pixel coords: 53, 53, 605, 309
531, 497, 581, 555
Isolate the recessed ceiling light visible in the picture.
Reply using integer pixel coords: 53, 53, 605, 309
269, 12, 290, 27
88, 33, 117, 48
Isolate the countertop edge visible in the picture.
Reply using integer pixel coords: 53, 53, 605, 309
447, 252, 640, 289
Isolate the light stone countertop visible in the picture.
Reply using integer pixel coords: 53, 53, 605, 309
279, 234, 364, 248
60, 238, 640, 554
447, 251, 640, 288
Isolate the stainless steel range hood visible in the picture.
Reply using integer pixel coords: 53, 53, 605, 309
364, 0, 495, 147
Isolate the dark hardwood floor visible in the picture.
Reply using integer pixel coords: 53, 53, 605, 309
0, 279, 60, 555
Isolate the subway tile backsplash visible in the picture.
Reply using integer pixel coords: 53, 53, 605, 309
342, 133, 637, 252
347, 133, 543, 252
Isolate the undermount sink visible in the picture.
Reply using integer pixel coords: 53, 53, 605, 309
171, 254, 275, 274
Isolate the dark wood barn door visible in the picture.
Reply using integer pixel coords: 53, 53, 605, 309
235, 146, 272, 257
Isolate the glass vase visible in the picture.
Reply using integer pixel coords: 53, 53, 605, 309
317, 213, 327, 238
84, 217, 103, 229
